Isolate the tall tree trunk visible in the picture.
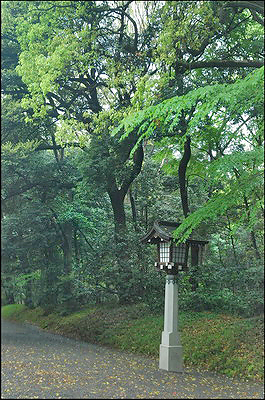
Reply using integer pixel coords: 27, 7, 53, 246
242, 188, 260, 259
42, 248, 59, 313
73, 227, 80, 266
108, 186, 127, 237
233, 167, 261, 259
107, 186, 131, 303
178, 135, 199, 291
129, 186, 138, 231
60, 191, 76, 313
178, 135, 191, 218
62, 220, 73, 275
227, 215, 239, 265
106, 145, 144, 304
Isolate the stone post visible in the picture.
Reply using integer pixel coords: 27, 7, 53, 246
159, 274, 183, 372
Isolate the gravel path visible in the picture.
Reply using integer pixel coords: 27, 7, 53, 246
1, 318, 264, 399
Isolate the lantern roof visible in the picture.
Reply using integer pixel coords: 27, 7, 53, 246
140, 220, 208, 245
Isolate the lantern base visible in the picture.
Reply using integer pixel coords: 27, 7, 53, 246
159, 344, 183, 372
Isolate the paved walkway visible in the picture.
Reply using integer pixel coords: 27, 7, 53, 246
1, 319, 264, 399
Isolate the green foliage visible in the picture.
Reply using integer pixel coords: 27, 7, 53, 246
1, 0, 264, 317
181, 313, 264, 380
113, 68, 264, 248
113, 67, 264, 143
1, 304, 26, 319
178, 252, 264, 317
173, 146, 263, 239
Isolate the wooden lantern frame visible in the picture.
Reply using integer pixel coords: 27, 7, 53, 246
140, 221, 208, 274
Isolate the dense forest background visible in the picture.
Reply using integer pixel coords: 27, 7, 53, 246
1, 1, 264, 317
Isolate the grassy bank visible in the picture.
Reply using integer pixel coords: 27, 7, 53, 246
1, 303, 264, 382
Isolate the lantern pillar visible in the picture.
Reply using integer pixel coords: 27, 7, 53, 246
159, 274, 183, 372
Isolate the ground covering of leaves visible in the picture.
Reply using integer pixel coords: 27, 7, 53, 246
1, 318, 264, 399
2, 304, 264, 382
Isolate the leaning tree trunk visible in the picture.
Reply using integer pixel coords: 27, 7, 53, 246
106, 144, 144, 304
178, 134, 199, 291
108, 187, 128, 238
178, 135, 191, 219
107, 187, 132, 304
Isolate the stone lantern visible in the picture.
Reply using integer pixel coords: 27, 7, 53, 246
140, 220, 208, 372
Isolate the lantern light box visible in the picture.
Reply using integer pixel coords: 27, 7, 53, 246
140, 221, 208, 274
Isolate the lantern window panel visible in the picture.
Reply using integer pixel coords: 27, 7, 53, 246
160, 241, 170, 262
172, 243, 188, 265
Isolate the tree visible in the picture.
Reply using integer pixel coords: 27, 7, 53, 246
111, 0, 264, 301
114, 66, 264, 240
1, 0, 163, 304
1, 1, 264, 311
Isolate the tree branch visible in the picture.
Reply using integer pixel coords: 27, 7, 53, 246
178, 59, 263, 72
224, 1, 264, 16
34, 142, 87, 151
